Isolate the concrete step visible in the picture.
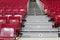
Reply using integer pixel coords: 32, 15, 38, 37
26, 16, 50, 22
22, 28, 58, 32
23, 24, 53, 29
26, 16, 49, 20
24, 22, 53, 25
22, 32, 58, 38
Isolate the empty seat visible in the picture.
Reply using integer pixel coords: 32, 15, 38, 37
3, 11, 13, 17
14, 11, 26, 20
0, 13, 2, 16
0, 28, 14, 37
0, 23, 21, 37
8, 16, 22, 28
0, 16, 7, 24
53, 15, 60, 28
40, 0, 60, 28
8, 16, 20, 24
0, 0, 28, 38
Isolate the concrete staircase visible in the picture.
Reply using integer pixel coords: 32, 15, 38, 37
22, 15, 58, 38
21, 2, 59, 38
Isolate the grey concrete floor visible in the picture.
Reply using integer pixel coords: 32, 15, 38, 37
27, 2, 43, 15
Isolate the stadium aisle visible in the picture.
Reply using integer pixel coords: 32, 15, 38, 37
21, 2, 58, 38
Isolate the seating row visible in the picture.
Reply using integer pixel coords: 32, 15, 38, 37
40, 0, 60, 28
0, 0, 29, 40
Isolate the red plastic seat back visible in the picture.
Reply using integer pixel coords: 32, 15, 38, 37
14, 11, 26, 20
0, 0, 28, 16
0, 0, 28, 9
0, 17, 6, 24
54, 15, 60, 24
40, 0, 60, 11
0, 0, 28, 8
1, 24, 20, 31
8, 16, 20, 24
3, 12, 13, 18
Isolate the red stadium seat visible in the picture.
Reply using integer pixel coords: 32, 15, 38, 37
0, 16, 7, 24
14, 11, 26, 21
3, 12, 13, 18
0, 13, 2, 17
53, 14, 60, 28
0, 17, 7, 31
8, 16, 23, 33
0, 23, 22, 37
0, 0, 28, 39
40, 0, 60, 28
